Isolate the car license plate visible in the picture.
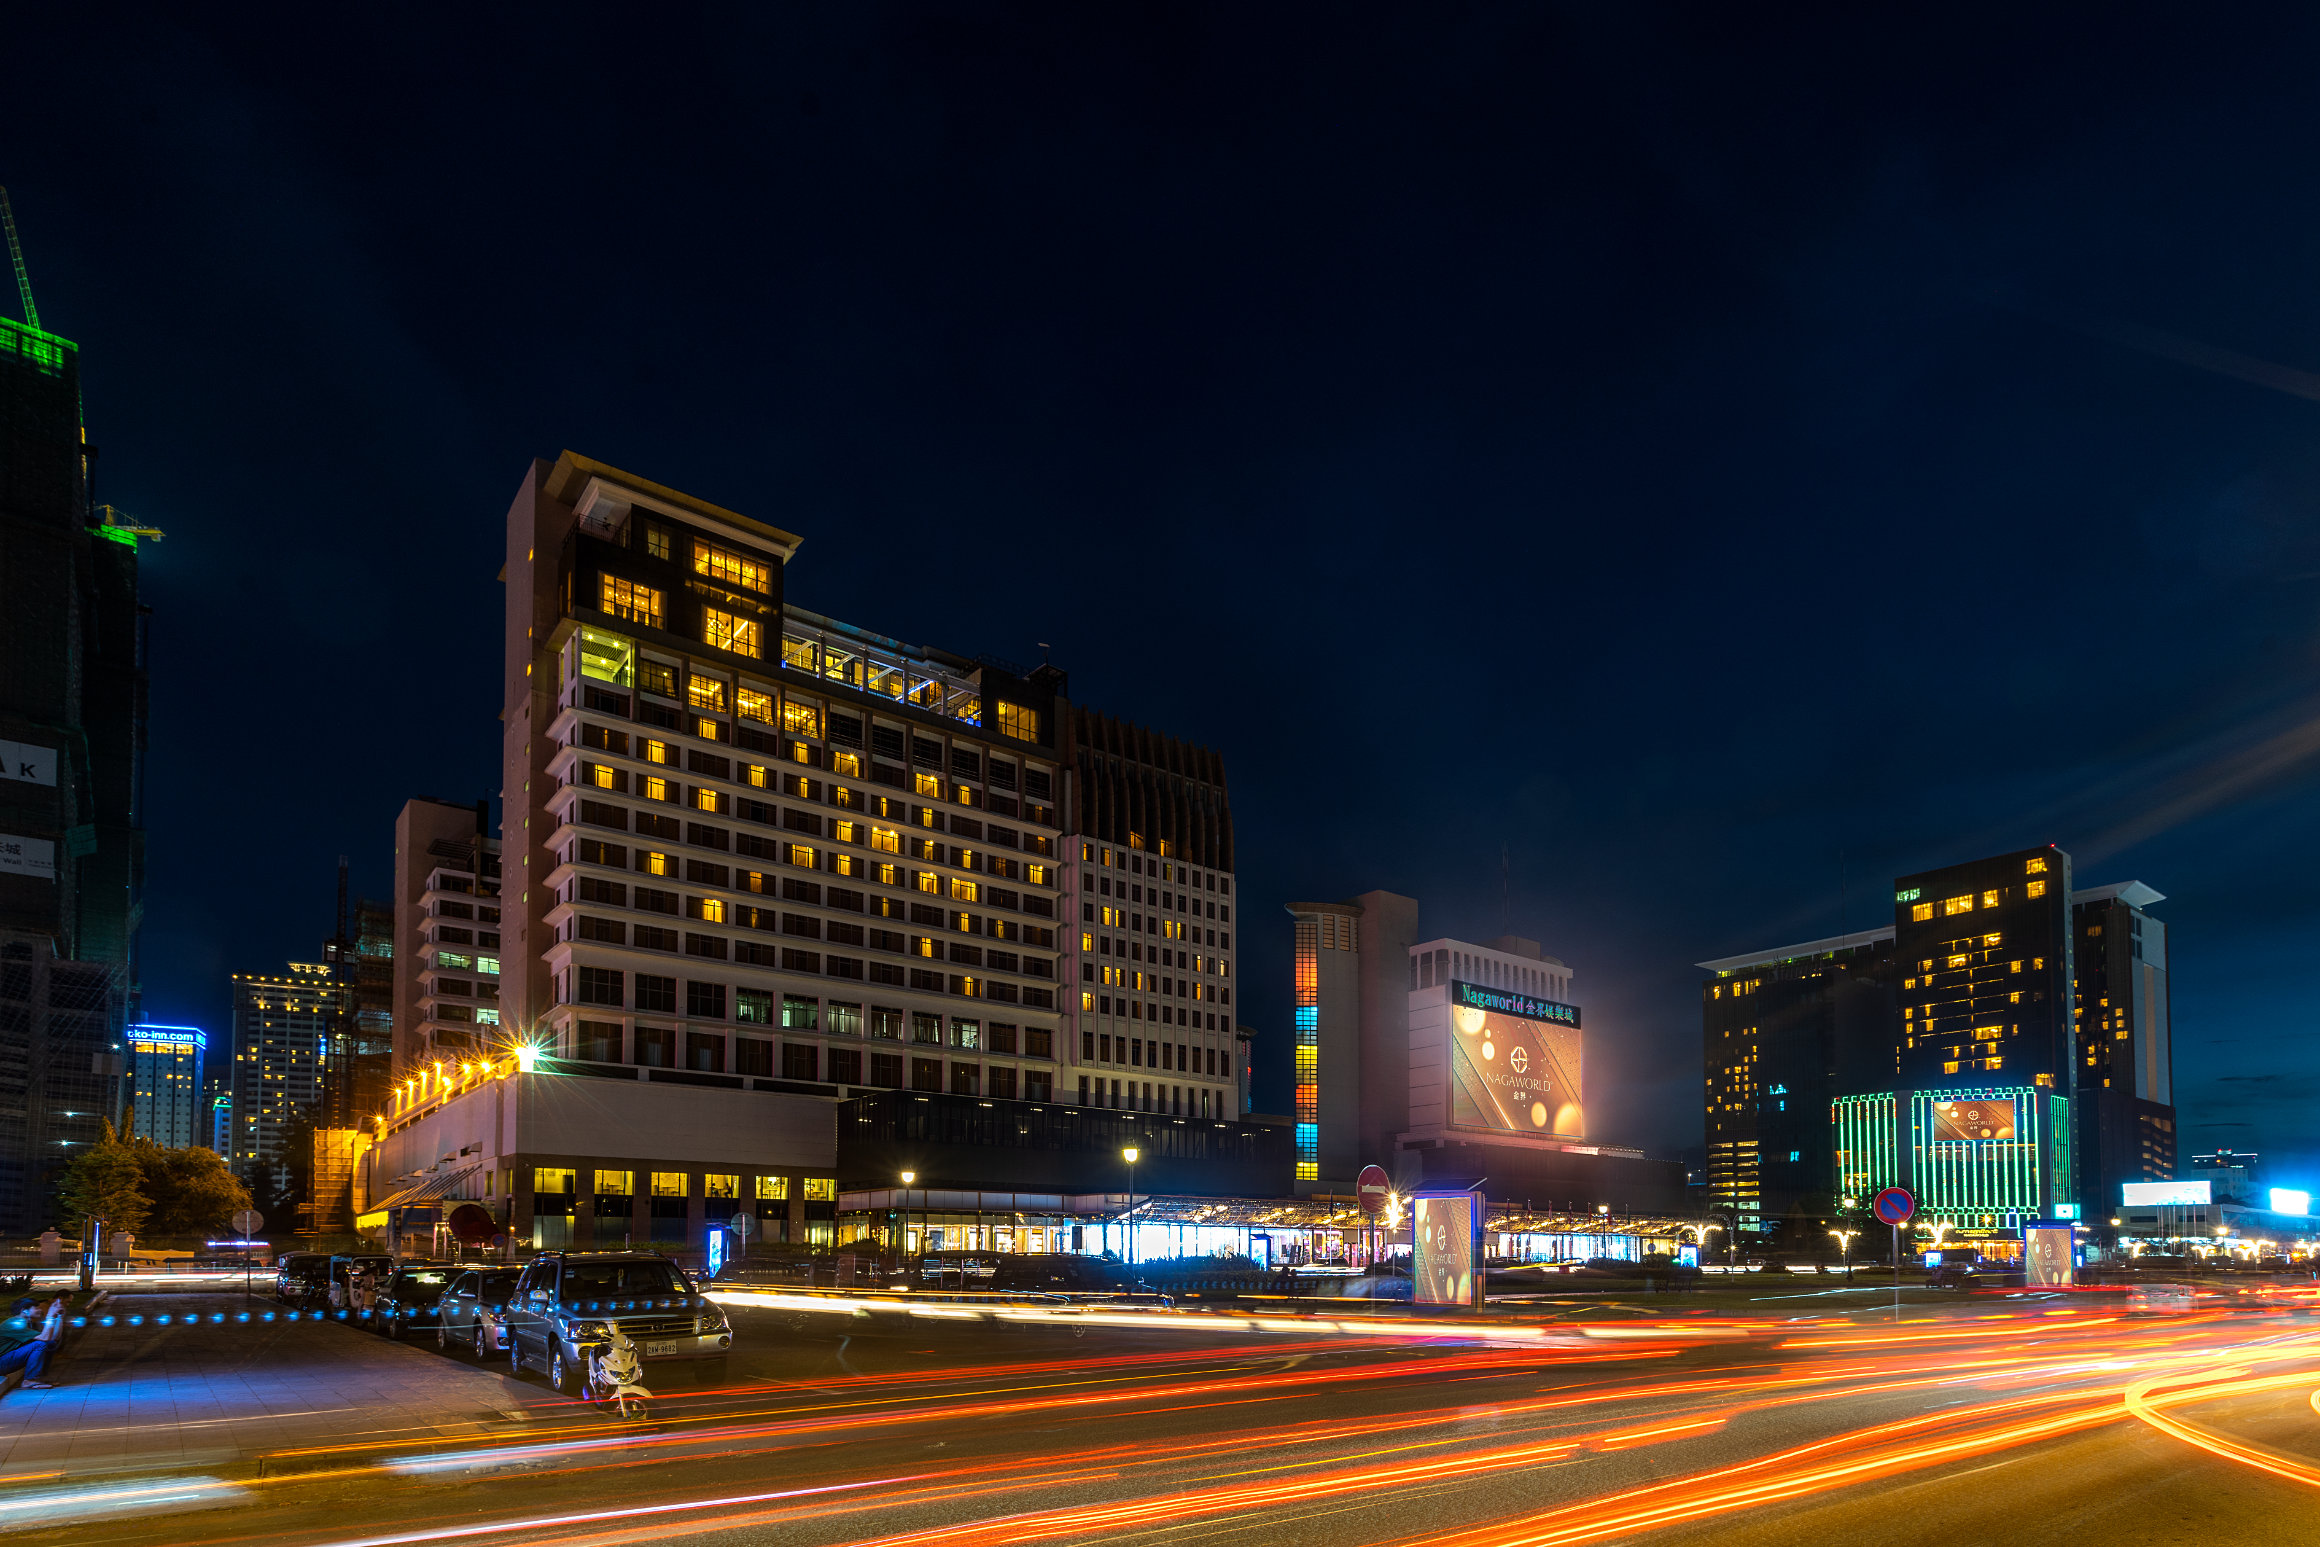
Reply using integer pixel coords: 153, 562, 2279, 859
644, 1340, 685, 1357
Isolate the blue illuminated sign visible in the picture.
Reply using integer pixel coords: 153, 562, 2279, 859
1449, 980, 1579, 1029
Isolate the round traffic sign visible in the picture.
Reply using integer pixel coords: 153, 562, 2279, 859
232, 1209, 264, 1238
1356, 1166, 1391, 1214
1871, 1187, 1916, 1226
728, 1211, 754, 1242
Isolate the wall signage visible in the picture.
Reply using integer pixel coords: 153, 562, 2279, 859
1449, 979, 1579, 1029
0, 740, 56, 787
0, 835, 55, 881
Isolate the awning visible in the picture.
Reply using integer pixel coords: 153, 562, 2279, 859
366, 1162, 483, 1214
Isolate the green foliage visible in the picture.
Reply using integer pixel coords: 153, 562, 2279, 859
129, 1138, 253, 1236
56, 1120, 150, 1236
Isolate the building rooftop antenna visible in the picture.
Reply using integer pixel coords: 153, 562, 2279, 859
0, 187, 39, 331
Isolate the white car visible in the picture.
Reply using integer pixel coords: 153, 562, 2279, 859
435, 1267, 526, 1358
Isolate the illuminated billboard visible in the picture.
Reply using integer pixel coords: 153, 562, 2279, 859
1930, 1097, 2017, 1143
1413, 1192, 1480, 1307
2122, 1180, 2210, 1207
1446, 980, 1582, 1138
2023, 1225, 2074, 1287
2270, 1188, 2310, 1218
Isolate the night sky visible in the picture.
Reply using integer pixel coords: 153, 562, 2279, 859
14, 8, 2320, 1178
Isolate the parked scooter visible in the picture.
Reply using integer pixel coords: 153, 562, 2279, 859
582, 1325, 653, 1420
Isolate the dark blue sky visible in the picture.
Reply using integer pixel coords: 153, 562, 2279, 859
14, 7, 2320, 1176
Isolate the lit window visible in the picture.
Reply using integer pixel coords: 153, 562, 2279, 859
1911, 902, 1933, 922
871, 826, 900, 854
645, 525, 672, 561
643, 776, 672, 802
688, 675, 728, 712
600, 575, 664, 629
2026, 856, 2048, 874
746, 764, 768, 787
915, 771, 941, 797
1082, 931, 1095, 951
704, 608, 762, 658
693, 540, 772, 594
589, 764, 617, 789
2010, 959, 2022, 974
641, 851, 673, 877
691, 787, 718, 812
755, 1175, 788, 1200
832, 820, 859, 844
438, 952, 472, 970
1983, 933, 2001, 946
477, 956, 499, 975
644, 739, 672, 764
737, 687, 773, 723
915, 871, 938, 894
782, 699, 820, 739
876, 862, 899, 885
2027, 879, 2048, 898
1981, 890, 2000, 908
951, 877, 979, 902
1028, 864, 1048, 886
1947, 954, 1969, 968
1943, 895, 1974, 915
803, 1178, 837, 1202
788, 844, 816, 868
997, 702, 1040, 743
650, 1171, 686, 1197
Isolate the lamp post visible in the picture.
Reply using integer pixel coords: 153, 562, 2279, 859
1829, 1228, 1859, 1279
1122, 1148, 1141, 1266
900, 1170, 917, 1270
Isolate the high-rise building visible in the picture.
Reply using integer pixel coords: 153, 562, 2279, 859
125, 1023, 204, 1147
1284, 889, 1679, 1209
2073, 882, 2176, 1209
1703, 845, 2180, 1239
1061, 710, 1238, 1121
229, 963, 335, 1191
390, 798, 502, 1080
320, 854, 396, 1130
0, 282, 149, 1231
1697, 928, 1896, 1235
499, 453, 1069, 1106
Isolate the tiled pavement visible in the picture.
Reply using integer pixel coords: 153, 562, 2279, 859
0, 1292, 574, 1474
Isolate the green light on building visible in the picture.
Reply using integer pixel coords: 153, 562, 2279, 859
1832, 1086, 2072, 1228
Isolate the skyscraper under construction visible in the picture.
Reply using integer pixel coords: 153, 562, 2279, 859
0, 198, 152, 1231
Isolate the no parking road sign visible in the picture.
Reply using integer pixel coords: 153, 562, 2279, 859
1871, 1187, 1916, 1227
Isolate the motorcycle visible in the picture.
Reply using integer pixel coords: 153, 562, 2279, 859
582, 1326, 653, 1420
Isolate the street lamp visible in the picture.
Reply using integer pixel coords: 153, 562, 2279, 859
1122, 1148, 1141, 1266
899, 1171, 917, 1267
1829, 1228, 1859, 1278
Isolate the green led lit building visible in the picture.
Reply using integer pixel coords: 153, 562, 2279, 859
1833, 1087, 2070, 1229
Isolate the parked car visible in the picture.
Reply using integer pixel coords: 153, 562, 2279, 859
501, 1251, 732, 1394
437, 1266, 526, 1359
374, 1264, 459, 1340
276, 1251, 331, 1306
985, 1255, 1151, 1296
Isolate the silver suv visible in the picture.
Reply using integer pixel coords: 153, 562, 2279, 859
502, 1252, 732, 1393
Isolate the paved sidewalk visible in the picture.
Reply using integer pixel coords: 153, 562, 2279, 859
0, 1292, 575, 1473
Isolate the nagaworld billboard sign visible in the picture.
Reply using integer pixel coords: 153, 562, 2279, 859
1412, 1191, 1481, 1308
1446, 980, 1583, 1138
2122, 1180, 2211, 1207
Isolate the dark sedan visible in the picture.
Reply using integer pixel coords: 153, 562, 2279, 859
375, 1264, 458, 1339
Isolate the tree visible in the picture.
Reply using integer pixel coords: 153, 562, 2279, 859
130, 1139, 253, 1237
56, 1121, 150, 1236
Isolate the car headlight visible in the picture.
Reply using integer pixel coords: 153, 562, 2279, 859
695, 1309, 728, 1334
568, 1320, 611, 1340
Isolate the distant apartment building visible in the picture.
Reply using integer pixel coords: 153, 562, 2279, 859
322, 888, 395, 1129
1062, 710, 1238, 1121
391, 798, 503, 1080
1700, 845, 2178, 1239
125, 1023, 205, 1147
230, 963, 335, 1190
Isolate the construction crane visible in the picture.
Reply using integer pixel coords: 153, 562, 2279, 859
0, 186, 38, 331
93, 505, 164, 543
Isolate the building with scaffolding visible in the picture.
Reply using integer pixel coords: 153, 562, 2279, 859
0, 259, 149, 1229
321, 862, 395, 1131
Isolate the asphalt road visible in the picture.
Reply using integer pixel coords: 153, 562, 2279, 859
8, 1280, 2320, 1547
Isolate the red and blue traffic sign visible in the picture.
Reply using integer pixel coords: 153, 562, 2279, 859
1871, 1186, 1916, 1226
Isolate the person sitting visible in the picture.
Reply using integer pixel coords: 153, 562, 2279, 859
0, 1296, 67, 1391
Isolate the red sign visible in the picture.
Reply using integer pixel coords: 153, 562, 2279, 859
1357, 1166, 1391, 1214
1871, 1186, 1916, 1227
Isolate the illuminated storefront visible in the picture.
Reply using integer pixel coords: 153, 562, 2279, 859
1833, 1085, 2071, 1229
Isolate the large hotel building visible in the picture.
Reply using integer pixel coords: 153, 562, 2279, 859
1700, 845, 2176, 1241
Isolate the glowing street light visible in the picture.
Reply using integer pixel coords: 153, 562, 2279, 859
899, 1170, 917, 1261
1122, 1147, 1141, 1265
1829, 1227, 1860, 1277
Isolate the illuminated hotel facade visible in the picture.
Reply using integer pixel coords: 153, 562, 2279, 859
1700, 845, 2178, 1236
125, 1024, 204, 1148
